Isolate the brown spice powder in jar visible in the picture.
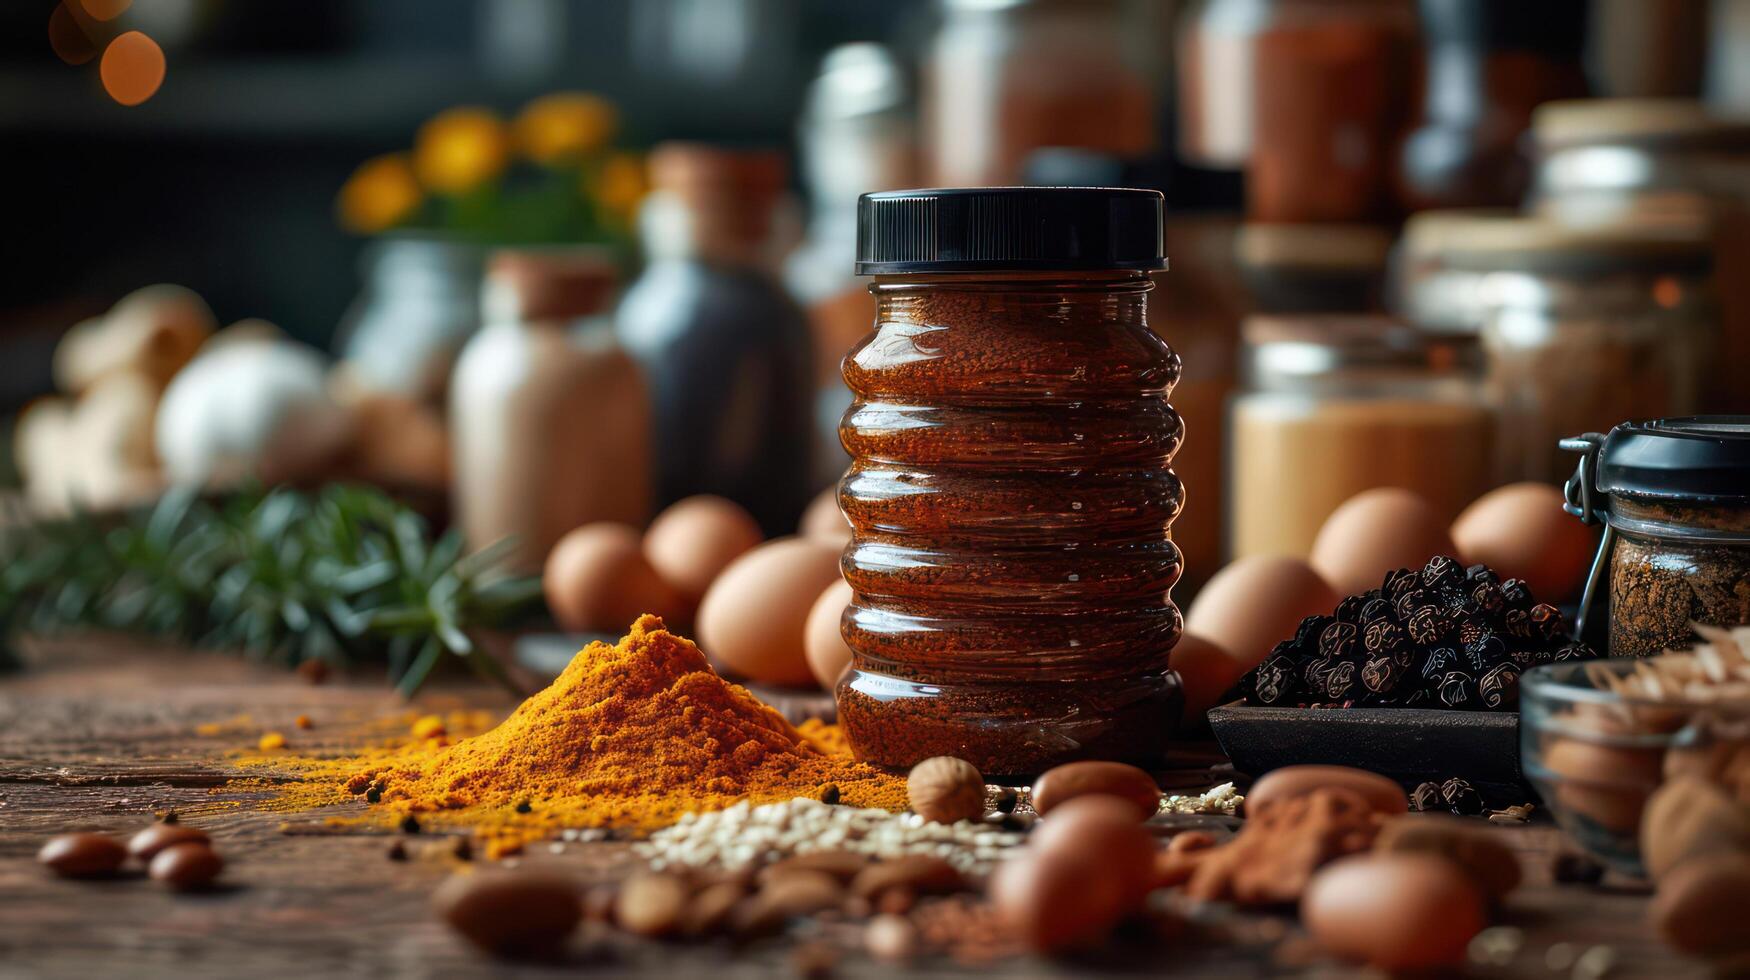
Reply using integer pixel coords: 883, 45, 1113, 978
1608, 498, 1750, 658
837, 275, 1183, 775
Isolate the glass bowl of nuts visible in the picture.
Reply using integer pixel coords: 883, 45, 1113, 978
1521, 632, 1750, 876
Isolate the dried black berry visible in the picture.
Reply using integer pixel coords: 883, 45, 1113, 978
1529, 604, 1568, 644
1438, 671, 1477, 708
1552, 642, 1594, 663
1294, 615, 1333, 649
1465, 563, 1498, 584
1502, 608, 1532, 640
514, 799, 533, 813
1318, 621, 1358, 659
1407, 605, 1447, 645
1469, 580, 1506, 616
1501, 578, 1534, 609
1422, 555, 1464, 590
400, 815, 422, 834
1479, 662, 1520, 709
1324, 660, 1358, 700
1383, 567, 1419, 600
1250, 656, 1295, 706
1440, 777, 1486, 816
1410, 781, 1443, 811
1362, 656, 1401, 694
993, 786, 1018, 813
1421, 647, 1459, 680
1463, 634, 1507, 671
1360, 597, 1394, 623
1334, 594, 1368, 623
1363, 618, 1406, 655
1393, 588, 1426, 622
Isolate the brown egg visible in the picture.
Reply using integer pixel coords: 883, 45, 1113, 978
643, 496, 764, 609
1452, 482, 1596, 601
799, 486, 852, 547
1028, 796, 1158, 902
1310, 488, 1459, 596
990, 848, 1133, 954
544, 523, 686, 634
1301, 853, 1486, 971
697, 537, 845, 687
1245, 764, 1408, 817
1172, 632, 1246, 722
804, 579, 854, 690
1185, 556, 1340, 672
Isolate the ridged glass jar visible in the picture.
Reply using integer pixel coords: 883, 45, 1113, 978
835, 187, 1183, 776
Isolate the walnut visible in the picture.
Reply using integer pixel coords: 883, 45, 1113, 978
907, 756, 985, 824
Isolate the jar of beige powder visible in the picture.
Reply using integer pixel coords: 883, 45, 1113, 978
1229, 315, 1496, 561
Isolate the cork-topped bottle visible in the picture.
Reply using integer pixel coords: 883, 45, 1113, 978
837, 187, 1184, 776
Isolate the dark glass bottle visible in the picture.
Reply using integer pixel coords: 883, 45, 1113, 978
1396, 0, 1589, 210
616, 144, 814, 535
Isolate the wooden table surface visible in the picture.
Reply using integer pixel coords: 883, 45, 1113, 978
0, 636, 1707, 979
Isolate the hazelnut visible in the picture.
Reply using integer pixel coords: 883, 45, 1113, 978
1640, 776, 1750, 882
906, 756, 985, 824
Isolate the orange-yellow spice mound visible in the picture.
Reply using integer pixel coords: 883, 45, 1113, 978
235, 615, 903, 848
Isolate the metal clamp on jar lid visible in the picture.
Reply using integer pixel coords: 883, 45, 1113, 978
1562, 417, 1750, 655
854, 186, 1166, 273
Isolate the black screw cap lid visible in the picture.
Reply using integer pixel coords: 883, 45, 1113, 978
855, 187, 1166, 275
1596, 416, 1750, 502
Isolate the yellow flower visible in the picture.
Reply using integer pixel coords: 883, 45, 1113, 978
337, 153, 423, 234
516, 92, 617, 166
414, 107, 511, 195
591, 151, 648, 223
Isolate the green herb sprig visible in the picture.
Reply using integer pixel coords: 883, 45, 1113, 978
0, 485, 542, 695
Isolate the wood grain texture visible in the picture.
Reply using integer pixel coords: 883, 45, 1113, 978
0, 636, 1707, 978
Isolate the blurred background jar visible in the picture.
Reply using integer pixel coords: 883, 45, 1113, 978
1396, 0, 1589, 211
1179, 0, 1417, 222
616, 144, 813, 536
1444, 218, 1717, 485
921, 0, 1157, 186
1528, 99, 1750, 412
450, 249, 647, 573
1388, 208, 1519, 334
785, 43, 917, 492
335, 235, 485, 407
1233, 223, 1393, 314
1228, 315, 1494, 561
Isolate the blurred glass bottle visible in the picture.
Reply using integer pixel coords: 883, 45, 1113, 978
1180, 0, 1417, 221
1396, 0, 1589, 211
786, 43, 917, 492
450, 250, 648, 573
616, 144, 814, 535
921, 0, 1157, 187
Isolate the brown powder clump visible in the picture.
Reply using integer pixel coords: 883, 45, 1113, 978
342, 614, 903, 836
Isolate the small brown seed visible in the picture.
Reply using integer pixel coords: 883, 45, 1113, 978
1649, 853, 1750, 955
907, 756, 986, 824
387, 841, 409, 861
38, 833, 127, 879
1372, 814, 1522, 901
681, 881, 746, 937
758, 849, 869, 884
614, 872, 690, 938
1031, 761, 1160, 819
819, 784, 841, 805
148, 842, 224, 891
850, 854, 964, 900
865, 913, 920, 964
1166, 830, 1219, 855
127, 823, 210, 862
433, 870, 581, 958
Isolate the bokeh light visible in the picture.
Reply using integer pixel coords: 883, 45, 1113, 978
80, 0, 132, 22
100, 30, 165, 107
48, 3, 98, 66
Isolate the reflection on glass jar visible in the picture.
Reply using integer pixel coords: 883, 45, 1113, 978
1447, 219, 1717, 484
1228, 315, 1495, 561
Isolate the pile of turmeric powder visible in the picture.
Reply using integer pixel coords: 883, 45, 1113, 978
236, 615, 903, 851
